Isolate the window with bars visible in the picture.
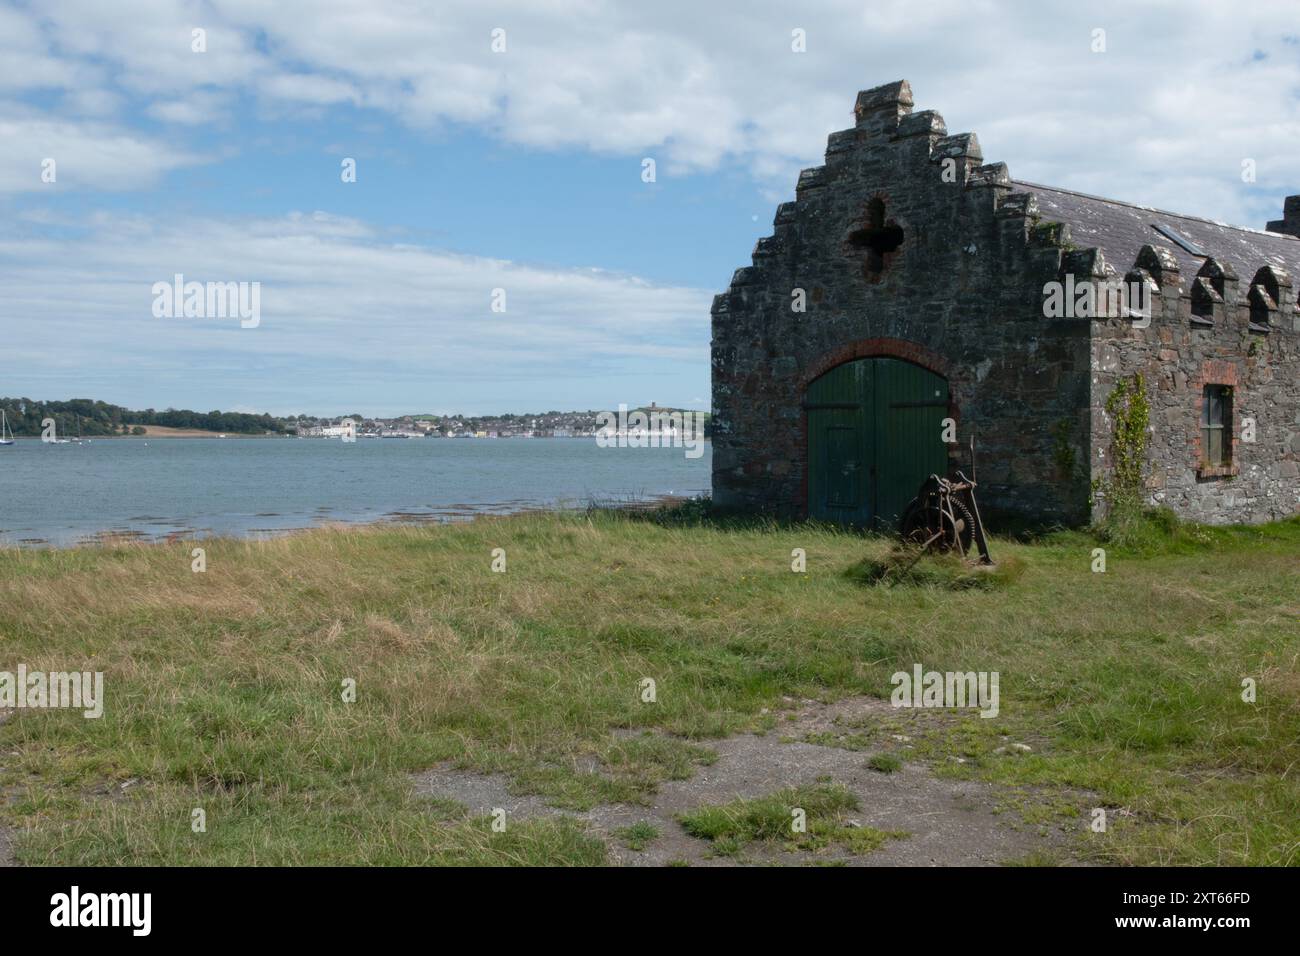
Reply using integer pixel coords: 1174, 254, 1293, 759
1201, 385, 1232, 467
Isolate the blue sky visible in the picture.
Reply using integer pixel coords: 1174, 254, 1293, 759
1, 0, 1297, 416
23, 113, 767, 288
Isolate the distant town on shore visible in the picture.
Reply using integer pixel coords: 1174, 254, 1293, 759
0, 397, 711, 439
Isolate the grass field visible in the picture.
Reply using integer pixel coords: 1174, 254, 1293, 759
0, 507, 1297, 866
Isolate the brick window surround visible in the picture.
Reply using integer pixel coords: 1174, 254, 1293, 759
1194, 360, 1241, 479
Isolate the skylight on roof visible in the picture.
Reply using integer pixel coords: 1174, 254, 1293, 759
1152, 223, 1206, 256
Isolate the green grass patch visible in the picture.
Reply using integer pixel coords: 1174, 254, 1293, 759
614, 821, 660, 851
678, 783, 858, 842
1085, 504, 1300, 557
677, 783, 906, 858
0, 509, 1296, 865
867, 753, 903, 773
844, 548, 1025, 590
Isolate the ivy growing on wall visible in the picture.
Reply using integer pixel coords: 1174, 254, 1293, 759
1099, 373, 1150, 510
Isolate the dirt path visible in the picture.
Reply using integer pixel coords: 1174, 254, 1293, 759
413, 696, 1090, 866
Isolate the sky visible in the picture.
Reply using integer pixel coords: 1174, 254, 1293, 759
1, 0, 1297, 417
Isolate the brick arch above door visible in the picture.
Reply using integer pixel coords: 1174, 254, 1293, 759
797, 339, 961, 521
799, 337, 953, 391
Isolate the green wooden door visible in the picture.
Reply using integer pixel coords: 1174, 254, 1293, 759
806, 358, 949, 529
806, 360, 872, 526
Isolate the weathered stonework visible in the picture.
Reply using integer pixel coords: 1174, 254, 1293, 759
1092, 249, 1300, 524
712, 79, 1300, 527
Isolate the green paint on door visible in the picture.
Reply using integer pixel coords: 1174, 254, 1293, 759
806, 357, 949, 529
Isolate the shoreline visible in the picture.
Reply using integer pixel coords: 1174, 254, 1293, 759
0, 434, 713, 441
0, 493, 701, 551
0, 432, 282, 440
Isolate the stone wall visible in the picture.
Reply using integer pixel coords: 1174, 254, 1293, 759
1092, 250, 1300, 524
710, 81, 1093, 527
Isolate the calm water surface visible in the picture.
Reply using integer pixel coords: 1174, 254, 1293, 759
0, 437, 710, 547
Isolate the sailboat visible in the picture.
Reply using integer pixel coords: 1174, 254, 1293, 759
0, 409, 14, 446
47, 415, 82, 444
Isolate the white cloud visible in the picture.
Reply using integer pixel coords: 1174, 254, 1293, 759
0, 111, 204, 191
260, 73, 360, 106
146, 90, 232, 125
62, 88, 126, 118
0, 4, 83, 92
0, 209, 711, 414
7, 0, 1299, 223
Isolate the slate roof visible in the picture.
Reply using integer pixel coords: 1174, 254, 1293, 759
1011, 180, 1300, 284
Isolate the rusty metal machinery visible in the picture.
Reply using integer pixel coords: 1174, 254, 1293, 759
898, 470, 992, 564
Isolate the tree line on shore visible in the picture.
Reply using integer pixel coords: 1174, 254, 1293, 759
0, 397, 287, 437
0, 398, 713, 439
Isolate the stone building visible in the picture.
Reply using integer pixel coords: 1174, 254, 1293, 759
710, 80, 1300, 528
